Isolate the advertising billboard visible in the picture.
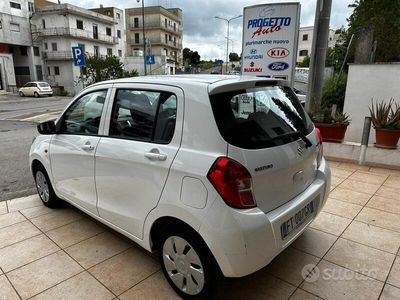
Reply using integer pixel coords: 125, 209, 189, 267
241, 3, 301, 85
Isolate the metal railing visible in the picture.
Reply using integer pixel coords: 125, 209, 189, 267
34, 27, 118, 44
42, 51, 73, 60
128, 21, 182, 35
129, 37, 182, 49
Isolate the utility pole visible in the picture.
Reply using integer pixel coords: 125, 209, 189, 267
137, 0, 147, 75
215, 15, 242, 74
305, 0, 332, 113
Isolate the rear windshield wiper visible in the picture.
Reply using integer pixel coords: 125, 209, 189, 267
269, 131, 312, 148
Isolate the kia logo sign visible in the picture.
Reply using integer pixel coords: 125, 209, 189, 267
268, 62, 289, 71
267, 47, 289, 58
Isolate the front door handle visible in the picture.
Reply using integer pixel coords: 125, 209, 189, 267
144, 149, 167, 161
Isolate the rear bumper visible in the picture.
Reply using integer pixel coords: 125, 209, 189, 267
199, 158, 331, 277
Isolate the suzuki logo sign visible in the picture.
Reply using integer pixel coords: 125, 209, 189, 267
267, 47, 290, 58
268, 62, 289, 71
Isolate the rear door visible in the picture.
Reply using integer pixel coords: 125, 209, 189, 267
209, 84, 318, 213
95, 84, 183, 239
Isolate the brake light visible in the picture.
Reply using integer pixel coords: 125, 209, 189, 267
315, 128, 323, 167
207, 157, 256, 209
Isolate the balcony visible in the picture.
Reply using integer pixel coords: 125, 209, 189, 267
42, 51, 73, 60
33, 27, 118, 45
129, 37, 182, 49
128, 21, 182, 35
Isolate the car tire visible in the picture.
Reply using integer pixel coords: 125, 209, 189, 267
34, 92, 39, 98
19, 91, 24, 97
159, 228, 219, 299
34, 165, 59, 208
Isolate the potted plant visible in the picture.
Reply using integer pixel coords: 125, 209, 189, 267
369, 99, 400, 149
311, 108, 351, 143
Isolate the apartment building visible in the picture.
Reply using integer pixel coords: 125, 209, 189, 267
125, 6, 183, 75
297, 26, 338, 63
0, 0, 43, 91
32, 1, 125, 95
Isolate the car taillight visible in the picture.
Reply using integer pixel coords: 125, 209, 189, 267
315, 128, 323, 167
207, 157, 256, 209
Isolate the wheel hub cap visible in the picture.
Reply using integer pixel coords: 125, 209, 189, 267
162, 236, 205, 295
36, 171, 49, 203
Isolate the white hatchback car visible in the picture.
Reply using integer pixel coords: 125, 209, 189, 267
30, 75, 330, 298
19, 81, 53, 97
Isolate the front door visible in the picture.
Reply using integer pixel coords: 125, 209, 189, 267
95, 85, 183, 238
50, 88, 109, 215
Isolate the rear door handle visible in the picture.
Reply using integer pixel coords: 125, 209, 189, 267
81, 144, 95, 151
144, 149, 167, 161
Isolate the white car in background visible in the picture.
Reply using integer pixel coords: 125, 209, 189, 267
19, 81, 53, 97
30, 75, 330, 298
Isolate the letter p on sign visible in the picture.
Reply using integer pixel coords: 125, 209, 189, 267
72, 46, 86, 66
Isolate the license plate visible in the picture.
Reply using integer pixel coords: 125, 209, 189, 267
280, 200, 315, 240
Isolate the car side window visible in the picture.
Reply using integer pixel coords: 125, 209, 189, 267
109, 89, 177, 143
59, 90, 107, 135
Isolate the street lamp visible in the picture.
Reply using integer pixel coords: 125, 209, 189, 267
215, 15, 242, 74
137, 0, 147, 75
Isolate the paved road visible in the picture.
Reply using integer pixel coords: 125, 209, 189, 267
0, 94, 72, 201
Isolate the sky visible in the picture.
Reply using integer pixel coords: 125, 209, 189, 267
62, 0, 354, 60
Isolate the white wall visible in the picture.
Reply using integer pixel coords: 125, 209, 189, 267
343, 64, 400, 143
0, 54, 16, 89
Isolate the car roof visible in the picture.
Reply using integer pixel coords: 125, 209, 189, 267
89, 75, 288, 94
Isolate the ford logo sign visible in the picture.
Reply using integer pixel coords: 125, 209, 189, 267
268, 62, 289, 71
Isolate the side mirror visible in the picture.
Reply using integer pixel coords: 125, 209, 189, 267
37, 120, 57, 135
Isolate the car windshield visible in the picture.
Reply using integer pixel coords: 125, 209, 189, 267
39, 83, 49, 87
209, 85, 313, 149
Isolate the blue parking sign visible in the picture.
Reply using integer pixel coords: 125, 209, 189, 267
72, 46, 86, 66
145, 55, 155, 65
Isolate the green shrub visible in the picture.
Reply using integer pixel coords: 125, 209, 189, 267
322, 73, 347, 111
56, 90, 69, 96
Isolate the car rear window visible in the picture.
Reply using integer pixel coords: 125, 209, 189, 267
38, 83, 49, 87
209, 85, 313, 149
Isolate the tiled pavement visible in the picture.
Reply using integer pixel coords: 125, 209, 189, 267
1, 161, 400, 299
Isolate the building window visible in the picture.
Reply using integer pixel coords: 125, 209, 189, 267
174, 36, 176, 46
51, 43, 57, 51
14, 66, 30, 75
28, 2, 34, 12
0, 21, 2, 29
165, 34, 167, 43
20, 46, 28, 56
107, 48, 112, 56
33, 47, 40, 56
165, 19, 167, 28
106, 11, 111, 16
117, 29, 121, 38
118, 49, 122, 57
76, 20, 83, 30
10, 2, 21, 9
47, 67, 50, 75
169, 35, 172, 41
134, 17, 139, 28
93, 25, 98, 39
94, 46, 99, 57
106, 27, 111, 36
134, 33, 139, 44
42, 19, 46, 29
54, 66, 60, 75
78, 43, 85, 53
302, 34, 308, 41
299, 50, 308, 56
116, 12, 121, 19
174, 23, 176, 31
44, 43, 48, 50
10, 23, 20, 32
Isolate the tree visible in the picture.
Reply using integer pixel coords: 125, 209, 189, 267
191, 51, 201, 65
298, 56, 310, 67
229, 52, 240, 62
347, 0, 400, 62
84, 55, 138, 85
182, 48, 192, 62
